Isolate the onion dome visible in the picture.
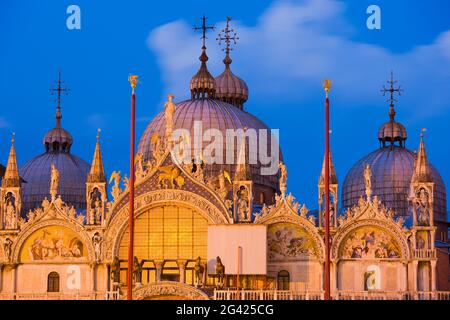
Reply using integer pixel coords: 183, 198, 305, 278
378, 105, 407, 147
342, 73, 446, 223
215, 55, 249, 109
215, 17, 248, 109
190, 48, 216, 99
20, 74, 90, 216
137, 98, 282, 198
43, 106, 73, 152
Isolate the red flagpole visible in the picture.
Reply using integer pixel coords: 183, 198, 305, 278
324, 79, 331, 300
127, 76, 137, 300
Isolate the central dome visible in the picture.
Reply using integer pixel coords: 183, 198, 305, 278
137, 98, 281, 197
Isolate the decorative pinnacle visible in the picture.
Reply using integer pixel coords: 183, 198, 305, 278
323, 79, 331, 98
217, 17, 239, 64
381, 71, 403, 120
96, 128, 101, 142
420, 128, 427, 139
11, 132, 15, 145
49, 71, 70, 127
128, 75, 139, 94
193, 15, 215, 49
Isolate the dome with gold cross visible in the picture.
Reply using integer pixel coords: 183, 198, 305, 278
138, 17, 281, 205
19, 74, 90, 216
342, 73, 446, 224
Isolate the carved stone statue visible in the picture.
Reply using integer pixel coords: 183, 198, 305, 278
416, 188, 430, 225
109, 171, 122, 201
111, 256, 121, 284
92, 233, 103, 262
194, 256, 205, 287
236, 186, 250, 222
50, 163, 60, 201
3, 238, 13, 261
133, 256, 145, 286
164, 94, 176, 140
5, 200, 16, 229
215, 256, 225, 288
364, 164, 372, 199
279, 162, 287, 197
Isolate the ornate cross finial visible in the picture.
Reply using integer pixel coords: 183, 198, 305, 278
50, 71, 70, 127
381, 71, 403, 119
217, 17, 239, 56
193, 15, 215, 49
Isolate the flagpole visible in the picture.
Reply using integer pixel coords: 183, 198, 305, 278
127, 75, 138, 300
323, 79, 331, 300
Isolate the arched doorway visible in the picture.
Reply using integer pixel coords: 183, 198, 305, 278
47, 272, 60, 292
277, 270, 290, 290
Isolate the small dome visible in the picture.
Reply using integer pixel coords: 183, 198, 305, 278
378, 120, 407, 144
189, 48, 216, 99
215, 56, 249, 109
43, 107, 73, 152
20, 152, 90, 216
342, 147, 446, 222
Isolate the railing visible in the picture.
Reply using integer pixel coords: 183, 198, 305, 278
0, 291, 120, 300
214, 290, 450, 300
413, 249, 436, 259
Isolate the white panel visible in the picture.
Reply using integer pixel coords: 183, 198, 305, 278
207, 225, 267, 275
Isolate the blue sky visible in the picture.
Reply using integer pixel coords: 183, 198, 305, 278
1, 0, 450, 210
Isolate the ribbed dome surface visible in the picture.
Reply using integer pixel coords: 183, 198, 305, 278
342, 147, 446, 221
378, 120, 407, 142
215, 66, 248, 108
44, 127, 73, 151
137, 98, 281, 190
20, 153, 90, 216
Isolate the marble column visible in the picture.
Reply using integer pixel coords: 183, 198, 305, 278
177, 260, 187, 283
154, 260, 164, 282
91, 263, 96, 292
430, 260, 437, 291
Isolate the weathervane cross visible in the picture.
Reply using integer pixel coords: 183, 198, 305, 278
193, 15, 215, 48
216, 17, 239, 54
381, 71, 402, 107
49, 71, 70, 110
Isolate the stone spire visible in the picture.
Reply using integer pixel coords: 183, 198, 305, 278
412, 129, 433, 183
318, 151, 338, 186
2, 134, 20, 188
87, 129, 106, 183
235, 139, 250, 181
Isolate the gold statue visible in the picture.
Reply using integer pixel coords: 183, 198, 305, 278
157, 165, 185, 189
323, 79, 331, 97
164, 94, 176, 140
128, 75, 139, 93
109, 171, 122, 201
50, 163, 60, 202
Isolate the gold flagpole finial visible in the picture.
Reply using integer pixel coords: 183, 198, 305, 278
323, 79, 331, 98
128, 75, 139, 94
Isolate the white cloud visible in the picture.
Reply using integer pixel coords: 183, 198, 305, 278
147, 0, 450, 119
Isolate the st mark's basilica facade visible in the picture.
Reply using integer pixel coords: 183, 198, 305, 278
0, 19, 449, 300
